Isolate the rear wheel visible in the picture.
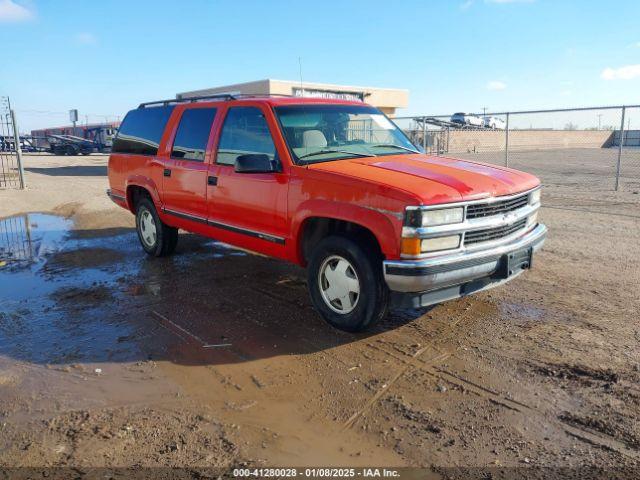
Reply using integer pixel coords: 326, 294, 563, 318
307, 236, 389, 332
135, 197, 178, 257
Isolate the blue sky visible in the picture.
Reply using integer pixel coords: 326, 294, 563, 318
1, 0, 640, 131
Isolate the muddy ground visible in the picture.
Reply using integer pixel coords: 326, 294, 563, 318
0, 154, 639, 477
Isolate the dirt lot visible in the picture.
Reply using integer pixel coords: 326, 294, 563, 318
455, 147, 640, 194
0, 153, 639, 477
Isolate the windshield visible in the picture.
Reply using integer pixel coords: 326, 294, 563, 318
274, 105, 419, 164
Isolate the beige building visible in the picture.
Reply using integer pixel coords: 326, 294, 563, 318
177, 79, 409, 116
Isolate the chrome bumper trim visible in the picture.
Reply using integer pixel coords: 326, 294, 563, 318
384, 223, 547, 293
106, 189, 126, 202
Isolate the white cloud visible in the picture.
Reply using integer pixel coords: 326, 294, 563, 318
74, 32, 97, 45
487, 80, 507, 91
485, 0, 534, 3
460, 0, 474, 10
601, 64, 640, 81
0, 0, 34, 22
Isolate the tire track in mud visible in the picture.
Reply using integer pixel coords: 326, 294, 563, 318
138, 281, 640, 461
342, 344, 451, 430
360, 341, 640, 461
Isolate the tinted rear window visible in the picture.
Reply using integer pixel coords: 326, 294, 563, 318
112, 106, 175, 155
171, 108, 217, 161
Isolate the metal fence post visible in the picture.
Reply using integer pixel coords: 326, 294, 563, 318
504, 112, 510, 167
422, 116, 427, 154
615, 106, 626, 191
10, 109, 25, 189
446, 126, 450, 155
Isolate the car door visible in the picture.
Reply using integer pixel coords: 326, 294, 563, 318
161, 105, 218, 224
207, 105, 289, 255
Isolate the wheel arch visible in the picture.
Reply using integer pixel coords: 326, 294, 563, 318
125, 177, 162, 214
292, 202, 401, 266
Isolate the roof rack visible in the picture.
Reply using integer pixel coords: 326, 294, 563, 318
138, 93, 237, 108
138, 93, 297, 108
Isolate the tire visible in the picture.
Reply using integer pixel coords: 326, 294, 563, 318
307, 235, 389, 332
134, 197, 178, 257
66, 145, 78, 156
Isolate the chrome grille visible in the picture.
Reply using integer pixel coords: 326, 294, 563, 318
466, 194, 529, 219
464, 218, 527, 246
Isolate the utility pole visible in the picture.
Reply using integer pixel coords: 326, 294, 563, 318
597, 113, 603, 130
298, 57, 304, 96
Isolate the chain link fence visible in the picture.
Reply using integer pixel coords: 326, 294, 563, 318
393, 105, 640, 192
0, 96, 25, 189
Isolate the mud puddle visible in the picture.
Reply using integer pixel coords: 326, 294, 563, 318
0, 214, 136, 365
0, 213, 246, 366
0, 212, 412, 467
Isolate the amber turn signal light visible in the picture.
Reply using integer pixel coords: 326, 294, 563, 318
400, 237, 422, 256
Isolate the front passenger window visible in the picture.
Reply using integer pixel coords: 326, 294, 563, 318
216, 107, 277, 166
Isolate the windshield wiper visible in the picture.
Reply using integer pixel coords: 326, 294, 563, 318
370, 144, 421, 154
298, 149, 372, 161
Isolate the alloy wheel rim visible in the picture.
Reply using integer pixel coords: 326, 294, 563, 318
139, 209, 157, 248
318, 255, 360, 314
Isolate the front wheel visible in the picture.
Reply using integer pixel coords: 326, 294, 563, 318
307, 236, 389, 332
135, 197, 178, 257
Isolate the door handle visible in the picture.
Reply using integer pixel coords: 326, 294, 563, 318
208, 176, 218, 186
163, 168, 171, 177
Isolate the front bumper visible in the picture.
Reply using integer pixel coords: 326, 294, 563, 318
384, 223, 547, 308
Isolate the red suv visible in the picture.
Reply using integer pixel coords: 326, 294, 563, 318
107, 94, 546, 331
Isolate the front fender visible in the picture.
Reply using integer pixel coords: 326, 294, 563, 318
290, 199, 402, 263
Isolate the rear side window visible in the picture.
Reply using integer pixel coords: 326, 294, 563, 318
112, 106, 174, 156
216, 107, 277, 166
171, 108, 217, 162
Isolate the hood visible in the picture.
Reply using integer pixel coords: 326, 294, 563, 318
308, 154, 540, 205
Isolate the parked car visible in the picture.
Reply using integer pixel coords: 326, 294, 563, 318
107, 95, 546, 332
451, 112, 484, 128
484, 116, 506, 130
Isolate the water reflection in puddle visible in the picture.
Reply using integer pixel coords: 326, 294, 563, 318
0, 212, 254, 365
0, 213, 72, 265
0, 214, 135, 302
0, 213, 144, 364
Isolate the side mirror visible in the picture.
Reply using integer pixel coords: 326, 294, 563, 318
234, 154, 276, 173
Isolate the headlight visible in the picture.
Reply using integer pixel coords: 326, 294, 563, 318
405, 207, 464, 227
530, 189, 541, 205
